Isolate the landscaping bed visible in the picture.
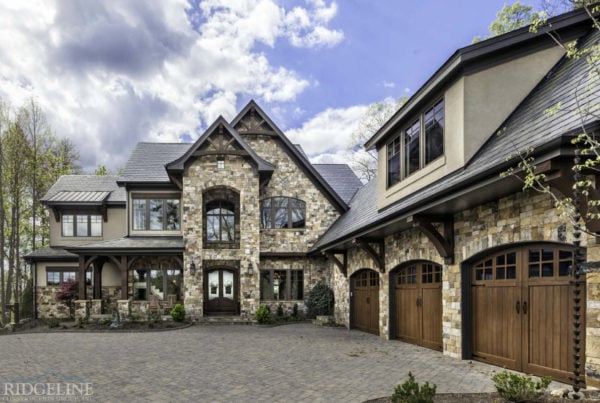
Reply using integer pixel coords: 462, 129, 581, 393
0, 317, 191, 334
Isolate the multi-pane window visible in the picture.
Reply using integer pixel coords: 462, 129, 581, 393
260, 197, 306, 229
46, 269, 77, 286
260, 270, 304, 300
62, 214, 102, 237
131, 268, 182, 301
386, 99, 444, 187
206, 200, 235, 242
132, 198, 180, 231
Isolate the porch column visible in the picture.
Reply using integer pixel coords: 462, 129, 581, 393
93, 259, 103, 299
78, 256, 86, 300
119, 256, 128, 300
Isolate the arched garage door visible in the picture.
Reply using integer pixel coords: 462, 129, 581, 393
392, 261, 442, 351
351, 269, 380, 335
469, 244, 584, 383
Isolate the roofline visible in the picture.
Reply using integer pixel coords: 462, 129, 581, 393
364, 7, 595, 150
230, 100, 349, 213
41, 201, 126, 207
318, 124, 599, 251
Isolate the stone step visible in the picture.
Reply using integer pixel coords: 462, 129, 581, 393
198, 316, 256, 325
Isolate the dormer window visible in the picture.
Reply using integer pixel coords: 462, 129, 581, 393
387, 99, 444, 187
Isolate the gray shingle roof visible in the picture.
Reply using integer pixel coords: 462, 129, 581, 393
314, 28, 600, 250
120, 142, 190, 183
24, 247, 78, 261
42, 175, 125, 204
313, 164, 363, 204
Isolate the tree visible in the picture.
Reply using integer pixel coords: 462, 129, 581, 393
349, 97, 406, 182
473, 2, 539, 43
55, 279, 78, 319
94, 165, 109, 175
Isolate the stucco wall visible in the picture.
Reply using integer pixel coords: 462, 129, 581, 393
49, 207, 126, 247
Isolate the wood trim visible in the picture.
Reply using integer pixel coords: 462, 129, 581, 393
193, 150, 249, 157
324, 251, 347, 277
412, 215, 454, 264
354, 238, 385, 273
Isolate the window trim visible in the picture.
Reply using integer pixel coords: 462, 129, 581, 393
130, 268, 183, 302
61, 213, 103, 237
205, 200, 236, 242
260, 197, 306, 229
260, 269, 304, 301
131, 195, 181, 232
387, 98, 445, 188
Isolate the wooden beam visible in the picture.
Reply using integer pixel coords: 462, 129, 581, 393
193, 150, 249, 157
168, 174, 183, 190
325, 251, 347, 277
354, 238, 385, 273
78, 256, 86, 300
413, 215, 454, 264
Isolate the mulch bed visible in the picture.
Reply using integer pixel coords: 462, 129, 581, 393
365, 390, 600, 402
1, 319, 192, 334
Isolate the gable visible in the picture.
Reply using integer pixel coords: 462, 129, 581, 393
231, 100, 349, 213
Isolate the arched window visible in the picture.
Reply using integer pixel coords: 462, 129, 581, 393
206, 200, 235, 242
260, 197, 305, 229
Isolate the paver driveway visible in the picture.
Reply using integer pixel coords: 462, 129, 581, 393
0, 323, 506, 402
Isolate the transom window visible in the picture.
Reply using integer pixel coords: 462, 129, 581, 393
132, 197, 180, 231
206, 200, 235, 242
260, 270, 304, 300
260, 197, 306, 229
62, 214, 102, 237
47, 269, 77, 286
387, 99, 444, 187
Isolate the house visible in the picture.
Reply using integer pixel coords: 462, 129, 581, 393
312, 7, 600, 386
26, 6, 600, 386
26, 101, 362, 320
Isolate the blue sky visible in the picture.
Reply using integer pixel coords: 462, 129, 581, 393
0, 0, 554, 172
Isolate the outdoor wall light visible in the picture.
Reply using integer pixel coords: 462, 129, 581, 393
247, 262, 253, 275
190, 261, 196, 276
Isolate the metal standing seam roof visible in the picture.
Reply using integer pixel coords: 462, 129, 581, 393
41, 175, 125, 204
314, 28, 600, 250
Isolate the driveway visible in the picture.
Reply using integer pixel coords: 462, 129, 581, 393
0, 323, 508, 402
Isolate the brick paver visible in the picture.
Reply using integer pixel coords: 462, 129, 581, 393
0, 323, 546, 402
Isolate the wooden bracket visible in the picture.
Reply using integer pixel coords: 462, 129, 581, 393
50, 206, 60, 222
412, 215, 454, 264
354, 238, 385, 273
168, 174, 183, 190
325, 251, 347, 277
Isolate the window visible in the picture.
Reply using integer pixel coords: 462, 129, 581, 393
206, 200, 235, 242
62, 214, 102, 237
260, 197, 306, 229
131, 268, 182, 301
217, 157, 225, 169
387, 99, 444, 187
260, 270, 303, 300
132, 197, 180, 231
46, 269, 77, 286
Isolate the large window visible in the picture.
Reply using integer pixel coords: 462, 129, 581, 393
131, 268, 182, 301
387, 99, 444, 187
260, 197, 306, 229
62, 214, 102, 237
206, 200, 235, 242
260, 270, 303, 300
46, 269, 77, 286
132, 197, 180, 231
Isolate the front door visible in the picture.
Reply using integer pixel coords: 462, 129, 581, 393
205, 268, 238, 315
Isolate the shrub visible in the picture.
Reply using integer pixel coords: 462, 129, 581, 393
170, 304, 186, 322
55, 279, 79, 319
276, 303, 284, 317
305, 283, 334, 317
492, 369, 551, 402
147, 312, 161, 323
255, 305, 274, 324
47, 318, 60, 328
391, 372, 436, 403
292, 303, 299, 318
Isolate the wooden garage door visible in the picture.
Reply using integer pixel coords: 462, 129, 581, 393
394, 262, 442, 351
352, 270, 380, 335
471, 245, 583, 383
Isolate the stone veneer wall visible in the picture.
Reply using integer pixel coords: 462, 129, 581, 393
182, 154, 260, 317
37, 286, 121, 318
333, 189, 599, 367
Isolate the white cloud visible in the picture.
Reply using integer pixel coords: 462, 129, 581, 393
287, 104, 368, 156
0, 0, 343, 171
383, 81, 395, 88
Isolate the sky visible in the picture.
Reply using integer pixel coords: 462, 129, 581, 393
0, 0, 562, 173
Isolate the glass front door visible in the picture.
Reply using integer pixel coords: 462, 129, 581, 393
205, 268, 238, 315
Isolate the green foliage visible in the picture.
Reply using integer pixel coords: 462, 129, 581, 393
489, 2, 540, 37
492, 369, 551, 402
391, 372, 437, 403
46, 318, 60, 328
255, 305, 274, 324
306, 283, 334, 317
170, 303, 186, 322
276, 303, 284, 317
19, 279, 34, 319
94, 165, 109, 175
147, 312, 161, 323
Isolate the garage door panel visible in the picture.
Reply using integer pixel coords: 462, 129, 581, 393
352, 270, 380, 336
421, 287, 442, 351
396, 288, 419, 343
